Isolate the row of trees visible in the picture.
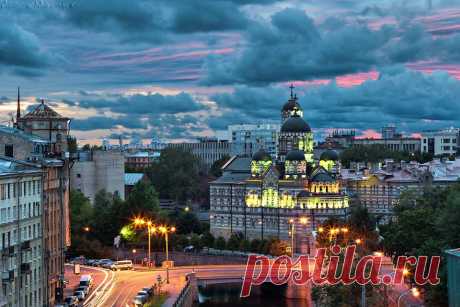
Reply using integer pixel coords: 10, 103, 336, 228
380, 184, 460, 306
340, 144, 433, 168
68, 180, 205, 258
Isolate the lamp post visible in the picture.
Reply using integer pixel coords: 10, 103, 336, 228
133, 218, 156, 266
158, 226, 176, 262
397, 287, 420, 307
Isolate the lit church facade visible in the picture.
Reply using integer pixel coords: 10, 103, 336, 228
210, 90, 349, 251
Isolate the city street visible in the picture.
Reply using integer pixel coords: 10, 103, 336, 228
100, 265, 246, 307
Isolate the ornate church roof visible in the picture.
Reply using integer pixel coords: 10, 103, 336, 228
281, 115, 311, 133
252, 148, 272, 161
286, 149, 305, 161
22, 100, 68, 120
282, 97, 301, 112
320, 149, 339, 161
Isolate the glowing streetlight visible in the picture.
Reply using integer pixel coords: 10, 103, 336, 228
355, 238, 362, 245
300, 217, 308, 225
83, 226, 90, 232
318, 227, 324, 233
403, 268, 409, 276
184, 206, 190, 212
341, 227, 349, 233
397, 287, 420, 307
132, 217, 155, 265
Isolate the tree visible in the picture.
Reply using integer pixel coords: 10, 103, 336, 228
214, 236, 226, 250
250, 239, 261, 253
91, 190, 124, 245
201, 231, 215, 248
239, 239, 251, 252
227, 233, 243, 251
209, 155, 230, 178
169, 211, 202, 234
146, 147, 200, 202
190, 233, 203, 251
124, 180, 160, 219
268, 239, 289, 256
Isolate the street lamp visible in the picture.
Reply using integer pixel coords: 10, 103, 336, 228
133, 217, 155, 266
83, 226, 90, 232
158, 225, 176, 263
397, 287, 420, 307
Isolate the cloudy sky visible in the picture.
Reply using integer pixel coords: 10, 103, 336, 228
0, 0, 459, 143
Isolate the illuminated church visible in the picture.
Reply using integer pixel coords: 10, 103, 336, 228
210, 88, 349, 251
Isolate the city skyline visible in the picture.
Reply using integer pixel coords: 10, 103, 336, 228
0, 0, 459, 144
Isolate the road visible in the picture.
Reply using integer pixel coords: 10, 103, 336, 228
64, 264, 115, 307
101, 265, 246, 307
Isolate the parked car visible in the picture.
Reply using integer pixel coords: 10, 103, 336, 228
76, 285, 89, 295
110, 260, 133, 271
142, 287, 153, 296
64, 295, 79, 307
79, 274, 93, 288
74, 290, 85, 301
95, 259, 111, 267
133, 295, 147, 306
101, 261, 114, 269
86, 259, 96, 266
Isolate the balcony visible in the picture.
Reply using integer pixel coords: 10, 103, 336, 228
1, 270, 14, 283
1, 246, 14, 257
20, 263, 31, 274
21, 241, 31, 251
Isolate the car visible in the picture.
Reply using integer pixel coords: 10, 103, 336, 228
86, 259, 96, 266
95, 259, 111, 267
110, 260, 133, 271
133, 295, 148, 306
76, 285, 89, 295
142, 287, 153, 296
101, 260, 113, 269
137, 290, 149, 297
64, 296, 79, 307
79, 274, 93, 288
74, 290, 85, 301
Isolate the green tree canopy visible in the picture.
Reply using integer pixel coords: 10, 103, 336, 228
146, 147, 200, 202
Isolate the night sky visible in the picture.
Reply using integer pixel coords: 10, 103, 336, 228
0, 0, 459, 143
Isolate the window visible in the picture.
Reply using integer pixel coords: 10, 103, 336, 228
443, 146, 451, 151
4, 144, 13, 157
443, 138, 451, 143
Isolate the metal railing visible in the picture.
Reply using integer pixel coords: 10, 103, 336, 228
172, 274, 193, 307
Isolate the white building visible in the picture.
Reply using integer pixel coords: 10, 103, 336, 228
421, 128, 459, 156
70, 150, 125, 203
228, 123, 280, 159
0, 157, 44, 307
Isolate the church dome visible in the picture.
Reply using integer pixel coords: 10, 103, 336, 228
252, 148, 271, 161
281, 115, 311, 133
282, 98, 301, 112
320, 149, 339, 161
286, 149, 305, 161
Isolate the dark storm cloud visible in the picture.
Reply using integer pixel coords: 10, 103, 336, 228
204, 8, 395, 85
203, 8, 460, 85
0, 23, 54, 76
72, 116, 147, 131
76, 92, 206, 115
209, 67, 460, 132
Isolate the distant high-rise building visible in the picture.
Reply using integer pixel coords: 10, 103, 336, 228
228, 123, 280, 159
421, 128, 459, 156
382, 124, 397, 139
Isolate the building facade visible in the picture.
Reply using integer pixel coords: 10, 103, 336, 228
0, 158, 44, 307
228, 123, 280, 159
0, 98, 71, 306
70, 150, 125, 203
168, 138, 231, 169
210, 91, 348, 253
124, 151, 159, 170
421, 128, 459, 156
341, 159, 460, 223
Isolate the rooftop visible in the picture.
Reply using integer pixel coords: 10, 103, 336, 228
0, 125, 49, 144
21, 100, 68, 120
125, 173, 145, 186
0, 156, 41, 177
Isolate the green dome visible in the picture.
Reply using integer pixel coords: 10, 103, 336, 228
281, 115, 311, 133
286, 150, 305, 161
252, 148, 271, 161
311, 172, 335, 183
320, 149, 339, 161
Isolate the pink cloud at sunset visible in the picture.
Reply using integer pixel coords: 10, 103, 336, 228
354, 129, 382, 139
